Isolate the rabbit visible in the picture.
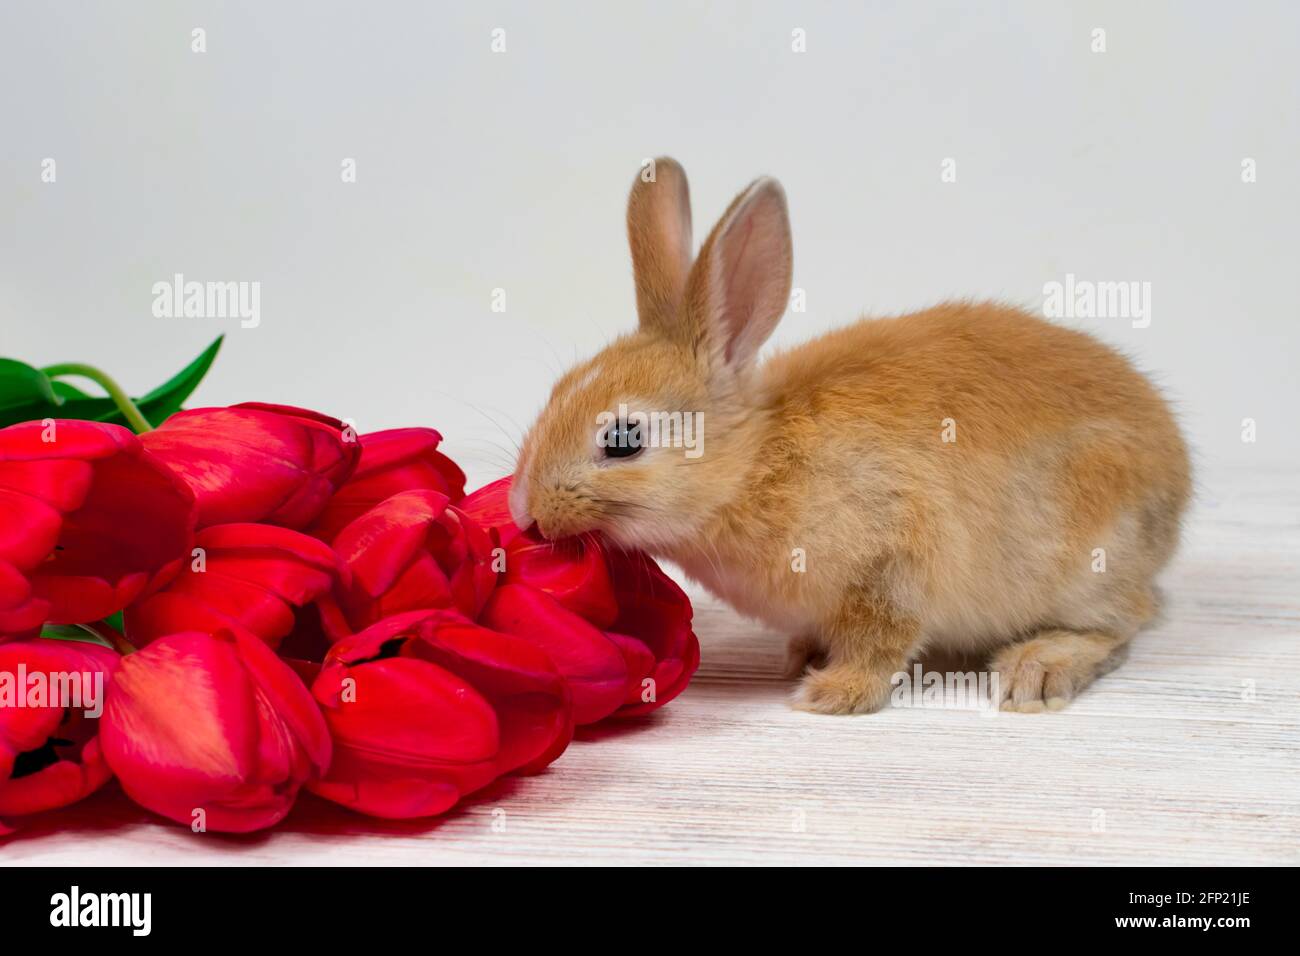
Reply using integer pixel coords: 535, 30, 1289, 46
508, 156, 1191, 715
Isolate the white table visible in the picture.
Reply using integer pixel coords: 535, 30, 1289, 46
4, 466, 1297, 865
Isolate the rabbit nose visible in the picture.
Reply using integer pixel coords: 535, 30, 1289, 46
508, 473, 534, 531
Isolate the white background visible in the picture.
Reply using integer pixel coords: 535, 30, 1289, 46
2, 1, 1297, 870
3, 0, 1297, 489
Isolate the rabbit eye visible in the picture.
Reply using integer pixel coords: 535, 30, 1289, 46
601, 422, 643, 460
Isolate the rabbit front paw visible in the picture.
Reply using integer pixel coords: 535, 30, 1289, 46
783, 633, 828, 679
991, 628, 1130, 712
793, 662, 894, 715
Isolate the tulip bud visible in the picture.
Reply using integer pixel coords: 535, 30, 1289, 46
480, 584, 631, 724
124, 523, 345, 650
309, 609, 571, 818
0, 637, 119, 830
100, 627, 330, 832
308, 428, 466, 542
0, 419, 195, 631
319, 490, 496, 641
461, 476, 701, 721
140, 403, 360, 530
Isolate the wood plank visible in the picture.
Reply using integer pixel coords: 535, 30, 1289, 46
3, 466, 1297, 865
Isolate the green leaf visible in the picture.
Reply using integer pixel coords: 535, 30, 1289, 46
38, 623, 115, 649
0, 358, 63, 424
49, 379, 94, 400
0, 336, 224, 429
127, 333, 224, 426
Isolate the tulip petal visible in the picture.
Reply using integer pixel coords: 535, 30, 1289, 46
308, 428, 467, 541
403, 610, 573, 775
307, 610, 571, 819
141, 404, 359, 529
480, 585, 628, 724
459, 476, 520, 547
0, 421, 195, 625
308, 629, 501, 818
333, 490, 451, 596
0, 638, 118, 822
229, 628, 331, 777
328, 491, 493, 635
604, 548, 701, 715
101, 628, 327, 833
505, 532, 618, 628
0, 458, 94, 516
0, 487, 65, 571
124, 523, 342, 649
0, 561, 43, 630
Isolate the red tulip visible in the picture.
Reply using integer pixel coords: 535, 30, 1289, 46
318, 490, 496, 641
462, 476, 701, 720
480, 585, 633, 724
100, 627, 331, 832
309, 609, 571, 818
462, 479, 620, 625
0, 419, 194, 633
502, 532, 618, 627
603, 547, 701, 715
308, 428, 466, 542
140, 403, 360, 530
460, 475, 522, 547
124, 523, 345, 650
0, 637, 118, 831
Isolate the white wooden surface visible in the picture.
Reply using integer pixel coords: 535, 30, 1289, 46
3, 465, 1297, 865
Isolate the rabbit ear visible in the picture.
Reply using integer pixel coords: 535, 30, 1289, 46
627, 157, 694, 335
683, 177, 793, 373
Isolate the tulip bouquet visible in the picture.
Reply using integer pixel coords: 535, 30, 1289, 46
0, 339, 699, 834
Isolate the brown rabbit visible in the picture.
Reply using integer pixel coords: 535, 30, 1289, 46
509, 157, 1191, 714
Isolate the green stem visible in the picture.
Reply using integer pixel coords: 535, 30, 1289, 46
80, 619, 137, 656
41, 362, 153, 433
